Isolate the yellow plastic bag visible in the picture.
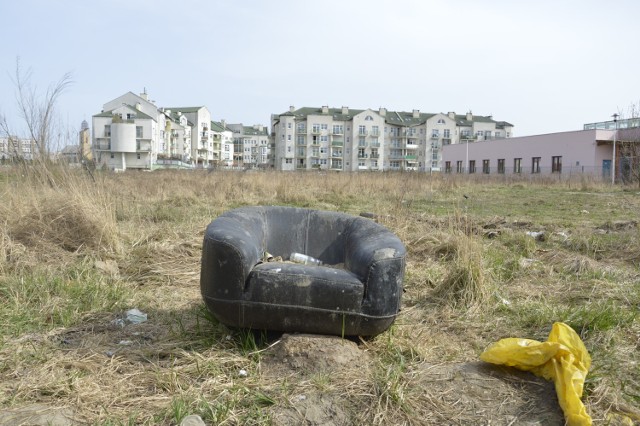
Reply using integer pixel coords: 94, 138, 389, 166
480, 322, 592, 426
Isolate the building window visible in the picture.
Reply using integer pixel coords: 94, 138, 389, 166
456, 161, 463, 173
287, 122, 292, 129
365, 115, 373, 121
469, 160, 476, 174
297, 123, 306, 132
531, 157, 541, 174
297, 135, 305, 145
358, 148, 365, 158
321, 124, 328, 131
287, 135, 291, 141
136, 126, 143, 138
514, 158, 522, 174
312, 124, 321, 133
285, 158, 293, 164
497, 159, 505, 174
431, 129, 439, 138
359, 125, 366, 135
104, 125, 111, 137
482, 159, 490, 174
437, 118, 445, 124
332, 125, 343, 134
137, 153, 141, 160
552, 156, 562, 173
443, 129, 450, 138
358, 137, 366, 147
445, 161, 451, 173
110, 153, 114, 159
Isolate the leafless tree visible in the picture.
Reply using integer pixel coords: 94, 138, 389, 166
0, 57, 73, 163
615, 102, 640, 187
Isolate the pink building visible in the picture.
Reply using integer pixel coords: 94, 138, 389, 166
442, 129, 616, 177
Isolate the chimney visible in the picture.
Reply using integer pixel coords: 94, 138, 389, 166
135, 102, 142, 111
379, 107, 387, 117
466, 111, 473, 121
448, 111, 455, 119
221, 119, 226, 129
412, 109, 420, 118
289, 105, 295, 113
322, 105, 329, 114
342, 106, 349, 115
140, 89, 148, 101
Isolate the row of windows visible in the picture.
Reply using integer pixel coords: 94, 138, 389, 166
445, 156, 563, 174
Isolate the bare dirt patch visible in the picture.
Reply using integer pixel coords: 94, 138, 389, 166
260, 334, 564, 425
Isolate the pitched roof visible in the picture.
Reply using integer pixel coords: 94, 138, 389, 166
281, 107, 504, 127
163, 106, 205, 113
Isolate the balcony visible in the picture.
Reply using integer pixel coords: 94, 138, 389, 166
311, 128, 321, 135
94, 142, 111, 150
405, 155, 417, 160
332, 129, 343, 135
370, 142, 380, 148
370, 153, 379, 159
370, 130, 380, 137
430, 134, 440, 139
331, 140, 343, 147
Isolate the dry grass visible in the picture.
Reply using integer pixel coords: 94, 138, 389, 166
0, 166, 639, 424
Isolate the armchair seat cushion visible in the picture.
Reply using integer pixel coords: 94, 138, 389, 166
200, 206, 406, 336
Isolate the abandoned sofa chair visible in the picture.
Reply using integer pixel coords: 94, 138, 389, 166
200, 206, 406, 337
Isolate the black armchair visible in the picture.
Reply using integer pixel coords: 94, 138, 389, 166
200, 206, 406, 336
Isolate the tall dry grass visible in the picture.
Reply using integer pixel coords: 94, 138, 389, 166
0, 164, 120, 272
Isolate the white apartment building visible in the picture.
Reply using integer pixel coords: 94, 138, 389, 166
228, 123, 271, 169
210, 120, 234, 168
93, 91, 227, 170
160, 109, 192, 164
0, 137, 38, 162
93, 91, 163, 171
271, 106, 513, 172
162, 106, 215, 167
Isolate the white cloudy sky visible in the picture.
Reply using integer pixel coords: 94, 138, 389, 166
1, 0, 638, 139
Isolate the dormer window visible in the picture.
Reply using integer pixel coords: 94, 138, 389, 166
437, 119, 445, 124
365, 115, 373, 121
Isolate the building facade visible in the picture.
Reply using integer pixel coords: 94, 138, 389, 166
0, 137, 38, 162
442, 129, 615, 177
92, 91, 163, 171
271, 106, 513, 172
210, 120, 234, 168
228, 123, 271, 169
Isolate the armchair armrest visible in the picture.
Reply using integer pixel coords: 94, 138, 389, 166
200, 210, 265, 301
345, 218, 406, 317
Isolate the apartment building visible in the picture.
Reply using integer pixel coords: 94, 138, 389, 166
228, 123, 271, 169
162, 106, 215, 166
93, 91, 163, 171
210, 120, 234, 168
0, 137, 38, 162
271, 106, 513, 172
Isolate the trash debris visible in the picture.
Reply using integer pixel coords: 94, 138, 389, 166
112, 308, 148, 327
118, 340, 133, 346
525, 231, 546, 242
290, 252, 323, 266
519, 258, 538, 268
480, 322, 592, 426
580, 210, 589, 214
180, 414, 206, 426
238, 369, 248, 377
124, 308, 147, 324
105, 350, 116, 358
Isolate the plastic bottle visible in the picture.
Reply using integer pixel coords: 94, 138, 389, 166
290, 252, 323, 266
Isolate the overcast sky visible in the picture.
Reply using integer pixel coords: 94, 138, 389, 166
1, 0, 638, 140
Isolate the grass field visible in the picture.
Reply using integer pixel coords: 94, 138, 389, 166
0, 167, 638, 425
